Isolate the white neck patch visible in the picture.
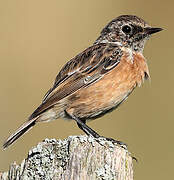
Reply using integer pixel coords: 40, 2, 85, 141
99, 40, 123, 47
122, 47, 134, 64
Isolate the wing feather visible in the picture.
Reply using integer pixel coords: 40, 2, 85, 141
29, 43, 122, 120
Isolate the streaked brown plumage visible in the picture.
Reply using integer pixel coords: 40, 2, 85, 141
3, 15, 162, 148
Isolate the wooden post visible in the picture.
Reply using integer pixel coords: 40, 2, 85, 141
0, 136, 133, 180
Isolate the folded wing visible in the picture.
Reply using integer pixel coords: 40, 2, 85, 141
29, 43, 122, 120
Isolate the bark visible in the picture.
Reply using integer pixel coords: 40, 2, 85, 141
0, 135, 133, 180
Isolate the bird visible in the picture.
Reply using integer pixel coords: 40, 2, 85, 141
3, 15, 162, 149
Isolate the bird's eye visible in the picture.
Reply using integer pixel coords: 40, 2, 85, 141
122, 25, 132, 34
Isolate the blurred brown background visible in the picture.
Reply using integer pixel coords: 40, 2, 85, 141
0, 0, 173, 179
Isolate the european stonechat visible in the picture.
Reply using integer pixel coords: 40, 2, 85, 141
3, 15, 162, 148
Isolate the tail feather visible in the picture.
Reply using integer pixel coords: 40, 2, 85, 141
3, 118, 37, 149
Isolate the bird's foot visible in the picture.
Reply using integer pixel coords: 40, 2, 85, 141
96, 136, 128, 150
97, 136, 138, 161
132, 156, 138, 162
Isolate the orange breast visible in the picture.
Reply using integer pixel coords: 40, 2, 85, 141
66, 52, 149, 119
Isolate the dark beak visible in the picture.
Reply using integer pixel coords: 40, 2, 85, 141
145, 27, 163, 35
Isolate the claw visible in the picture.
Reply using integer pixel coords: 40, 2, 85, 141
132, 156, 138, 163
97, 136, 128, 149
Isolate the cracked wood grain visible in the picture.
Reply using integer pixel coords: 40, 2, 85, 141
0, 136, 133, 180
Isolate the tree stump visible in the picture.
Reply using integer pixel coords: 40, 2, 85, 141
0, 135, 133, 180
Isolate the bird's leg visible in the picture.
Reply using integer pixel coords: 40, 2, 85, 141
75, 115, 127, 148
77, 119, 90, 135
65, 110, 99, 137
65, 111, 127, 148
72, 115, 100, 138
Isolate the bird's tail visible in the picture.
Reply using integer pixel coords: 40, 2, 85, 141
3, 118, 37, 149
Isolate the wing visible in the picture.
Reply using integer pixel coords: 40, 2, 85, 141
29, 43, 122, 120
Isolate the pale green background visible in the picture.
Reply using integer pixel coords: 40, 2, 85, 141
0, 1, 173, 179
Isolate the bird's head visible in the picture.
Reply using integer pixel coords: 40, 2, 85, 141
95, 15, 162, 53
